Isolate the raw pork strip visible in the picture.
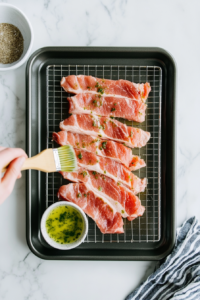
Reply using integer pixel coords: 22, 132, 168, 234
60, 114, 150, 148
58, 183, 124, 234
52, 131, 146, 171
67, 93, 146, 122
61, 75, 151, 102
73, 148, 147, 192
61, 168, 145, 221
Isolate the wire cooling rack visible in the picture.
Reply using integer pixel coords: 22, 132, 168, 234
46, 65, 162, 243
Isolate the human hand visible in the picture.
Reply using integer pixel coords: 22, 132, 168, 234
0, 147, 27, 205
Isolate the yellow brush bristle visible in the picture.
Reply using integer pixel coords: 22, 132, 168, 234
57, 145, 77, 172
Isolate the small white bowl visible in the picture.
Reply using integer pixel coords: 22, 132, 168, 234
41, 201, 88, 250
0, 3, 34, 71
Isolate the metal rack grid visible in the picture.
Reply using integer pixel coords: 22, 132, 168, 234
46, 65, 162, 243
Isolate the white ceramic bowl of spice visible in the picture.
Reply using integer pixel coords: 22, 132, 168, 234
0, 3, 33, 71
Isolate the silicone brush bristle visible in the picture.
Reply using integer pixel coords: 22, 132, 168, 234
57, 145, 77, 172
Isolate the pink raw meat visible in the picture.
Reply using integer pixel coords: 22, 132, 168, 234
61, 75, 151, 102
61, 167, 145, 221
67, 93, 146, 122
52, 131, 146, 171
72, 148, 147, 192
57, 183, 124, 234
60, 114, 150, 148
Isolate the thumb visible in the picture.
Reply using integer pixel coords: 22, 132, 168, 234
1, 156, 26, 199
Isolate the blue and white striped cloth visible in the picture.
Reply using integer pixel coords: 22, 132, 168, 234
126, 217, 200, 300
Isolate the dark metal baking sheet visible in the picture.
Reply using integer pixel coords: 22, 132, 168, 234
26, 47, 176, 260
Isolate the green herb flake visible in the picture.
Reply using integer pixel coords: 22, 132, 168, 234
98, 87, 104, 94
111, 107, 116, 112
104, 170, 106, 174
81, 171, 87, 178
92, 171, 98, 179
77, 193, 81, 198
77, 153, 82, 159
117, 182, 121, 186
102, 141, 107, 149
99, 125, 105, 130
121, 210, 125, 214
95, 82, 104, 94
98, 186, 102, 191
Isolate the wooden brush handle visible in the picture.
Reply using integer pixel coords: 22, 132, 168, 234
2, 149, 56, 173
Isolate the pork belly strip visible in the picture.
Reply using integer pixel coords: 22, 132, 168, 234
60, 114, 150, 148
68, 93, 146, 122
73, 149, 146, 192
61, 168, 145, 221
57, 183, 124, 234
52, 131, 146, 171
61, 75, 151, 102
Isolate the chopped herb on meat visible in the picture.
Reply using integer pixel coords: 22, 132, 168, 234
95, 82, 104, 94
102, 141, 107, 149
80, 171, 87, 178
77, 153, 82, 159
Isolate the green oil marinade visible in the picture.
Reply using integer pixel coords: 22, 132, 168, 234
46, 205, 83, 244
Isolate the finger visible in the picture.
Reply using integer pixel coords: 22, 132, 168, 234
0, 146, 6, 152
1, 156, 26, 199
0, 148, 27, 170
17, 172, 22, 179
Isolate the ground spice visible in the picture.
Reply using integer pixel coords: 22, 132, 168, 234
0, 23, 24, 64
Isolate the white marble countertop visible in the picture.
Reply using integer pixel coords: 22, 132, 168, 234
0, 0, 200, 299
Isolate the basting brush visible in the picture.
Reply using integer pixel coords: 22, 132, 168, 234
2, 145, 77, 173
